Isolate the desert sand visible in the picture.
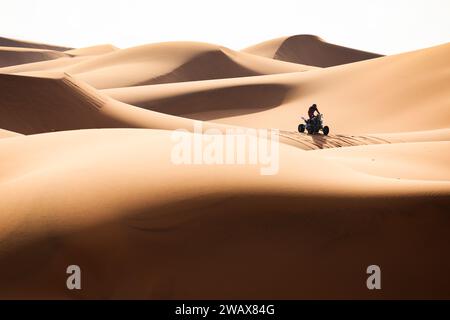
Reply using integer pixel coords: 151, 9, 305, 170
0, 35, 449, 299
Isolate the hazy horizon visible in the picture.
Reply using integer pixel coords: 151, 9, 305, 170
1, 0, 449, 54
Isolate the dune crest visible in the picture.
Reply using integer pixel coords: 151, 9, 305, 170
0, 36, 71, 51
103, 75, 292, 119
1, 41, 312, 89
0, 46, 71, 67
0, 56, 92, 74
243, 34, 383, 67
0, 72, 236, 135
64, 44, 119, 56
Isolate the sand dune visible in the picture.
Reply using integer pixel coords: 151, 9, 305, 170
0, 72, 234, 135
103, 75, 293, 119
243, 34, 383, 67
0, 46, 119, 73
24, 42, 313, 89
0, 72, 121, 134
0, 46, 71, 67
64, 44, 119, 56
102, 43, 450, 134
0, 35, 449, 299
0, 56, 90, 73
0, 36, 71, 51
0, 129, 448, 299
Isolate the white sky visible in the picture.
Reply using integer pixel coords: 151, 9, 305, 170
1, 0, 449, 54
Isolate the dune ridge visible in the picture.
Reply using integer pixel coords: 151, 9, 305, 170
1, 42, 313, 89
0, 46, 71, 67
64, 44, 119, 56
243, 34, 383, 67
61, 42, 313, 88
0, 56, 90, 73
0, 72, 116, 134
0, 36, 72, 51
0, 72, 237, 135
103, 75, 293, 119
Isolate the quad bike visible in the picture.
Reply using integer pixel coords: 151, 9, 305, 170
298, 113, 329, 135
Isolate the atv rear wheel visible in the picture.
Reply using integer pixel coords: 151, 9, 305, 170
298, 124, 305, 133
323, 126, 329, 136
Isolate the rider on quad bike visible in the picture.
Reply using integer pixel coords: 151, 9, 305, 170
308, 104, 320, 122
298, 103, 330, 135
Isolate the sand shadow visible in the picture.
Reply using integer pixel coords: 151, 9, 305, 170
310, 133, 327, 149
131, 83, 290, 119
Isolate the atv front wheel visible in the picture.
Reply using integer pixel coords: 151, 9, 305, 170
323, 126, 329, 136
298, 124, 305, 133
